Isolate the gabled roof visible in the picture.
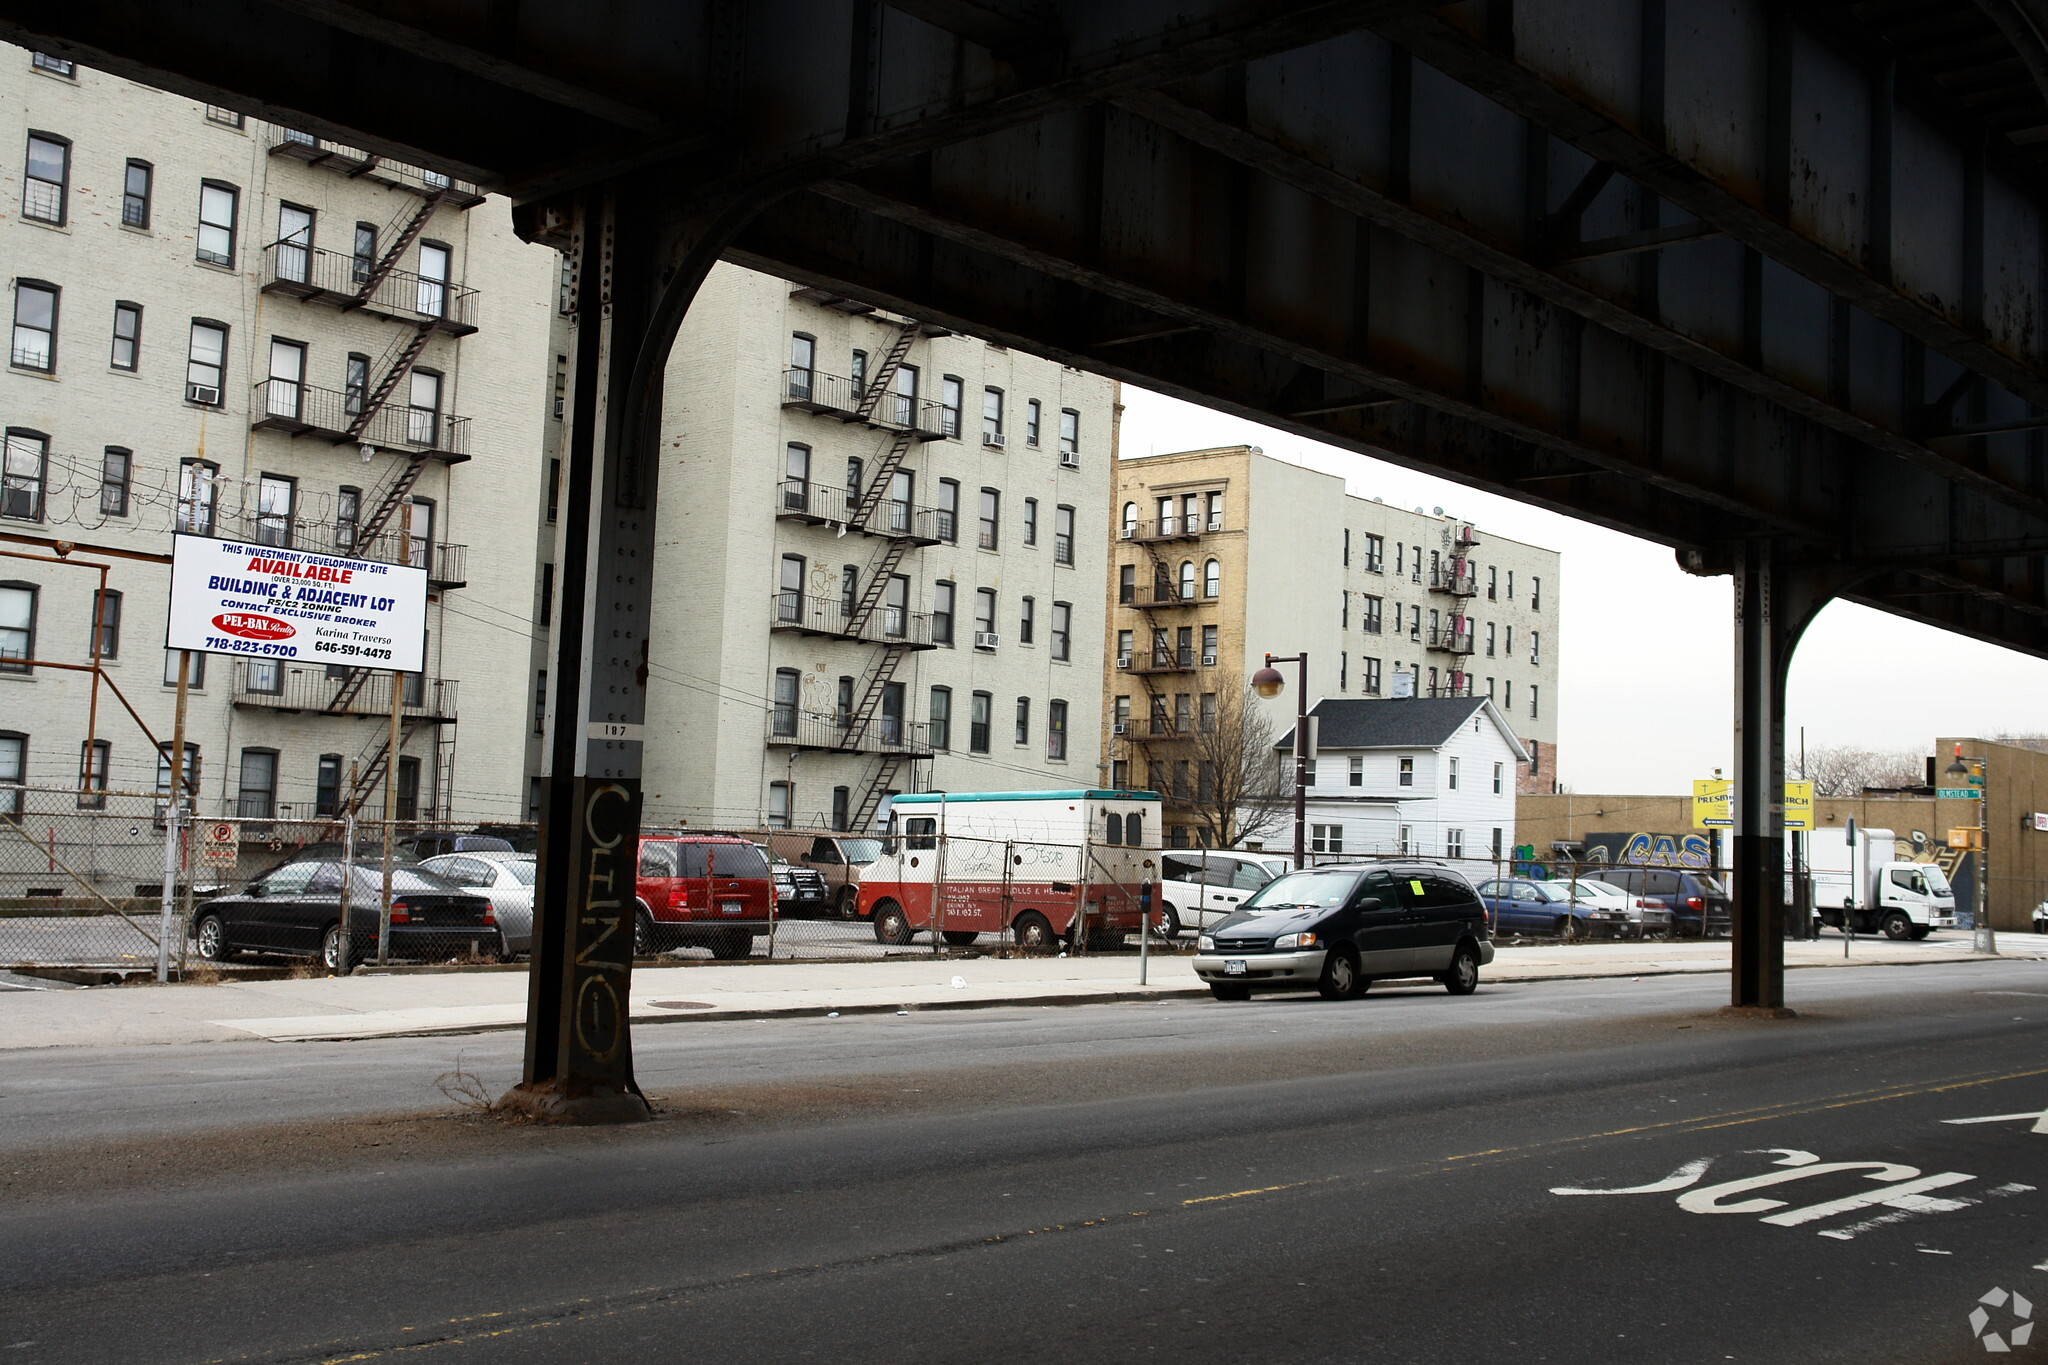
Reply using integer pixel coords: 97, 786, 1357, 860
1276, 697, 1530, 760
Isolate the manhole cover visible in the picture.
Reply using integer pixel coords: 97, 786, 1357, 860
648, 1000, 714, 1010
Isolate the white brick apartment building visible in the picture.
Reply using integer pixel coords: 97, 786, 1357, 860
610, 264, 1121, 834
0, 46, 557, 828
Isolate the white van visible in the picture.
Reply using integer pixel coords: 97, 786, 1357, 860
1152, 850, 1291, 938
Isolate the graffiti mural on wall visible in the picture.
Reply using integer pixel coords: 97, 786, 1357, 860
1581, 832, 1716, 869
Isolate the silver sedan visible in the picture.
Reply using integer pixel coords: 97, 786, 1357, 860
418, 852, 536, 958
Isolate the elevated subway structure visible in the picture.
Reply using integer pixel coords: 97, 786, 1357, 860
14, 0, 2048, 1113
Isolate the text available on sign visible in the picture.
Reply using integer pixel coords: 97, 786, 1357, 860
166, 534, 428, 674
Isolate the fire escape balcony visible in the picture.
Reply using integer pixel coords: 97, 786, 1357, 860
1133, 585, 1208, 610
1121, 514, 1214, 543
768, 591, 937, 649
1137, 716, 1199, 742
1124, 647, 1198, 675
1428, 565, 1477, 596
1428, 675, 1476, 699
775, 479, 941, 544
232, 662, 459, 722
209, 517, 468, 589
781, 368, 948, 439
1426, 627, 1476, 655
261, 243, 480, 335
250, 380, 472, 464
764, 707, 934, 758
269, 131, 485, 206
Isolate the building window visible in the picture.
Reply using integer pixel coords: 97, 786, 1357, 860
782, 442, 811, 512
978, 488, 1000, 550
546, 458, 560, 524
983, 387, 1004, 443
1492, 761, 1504, 795
109, 301, 142, 372
334, 485, 360, 551
91, 588, 121, 659
538, 562, 554, 627
31, 52, 74, 77
91, 448, 132, 518
974, 587, 997, 637
1360, 595, 1383, 635
1508, 571, 1515, 600
1118, 564, 1136, 606
172, 459, 217, 535
771, 669, 800, 738
937, 479, 959, 542
1311, 824, 1343, 856
237, 748, 279, 818
186, 320, 228, 404
0, 732, 23, 821
122, 160, 152, 228
1017, 496, 1038, 546
1398, 824, 1414, 855
1058, 408, 1079, 458
929, 686, 952, 750
1339, 652, 1348, 691
0, 583, 33, 673
415, 241, 451, 318
1363, 657, 1382, 695
77, 739, 110, 809
395, 756, 422, 822
1487, 565, 1498, 599
1531, 576, 1542, 611
154, 742, 201, 818
767, 781, 792, 829
1050, 601, 1071, 661
1398, 756, 1414, 787
1054, 505, 1075, 564
533, 670, 547, 736
1046, 699, 1069, 759
932, 581, 955, 646
12, 281, 57, 372
1504, 679, 1513, 710
1203, 559, 1221, 599
552, 355, 567, 419
1531, 683, 1540, 719
407, 369, 442, 446
404, 498, 433, 570
22, 133, 67, 225
354, 223, 378, 284
1025, 399, 1042, 445
970, 691, 992, 753
1531, 629, 1541, 665
831, 786, 850, 832
840, 566, 859, 620
1486, 622, 1496, 657
941, 375, 964, 438
315, 754, 343, 817
245, 658, 283, 694
1364, 534, 1384, 573
1012, 696, 1031, 746
266, 337, 306, 420
196, 181, 239, 266
788, 332, 815, 400
1447, 828, 1465, 858
204, 105, 245, 128
1019, 595, 1035, 644
3, 432, 49, 522
1448, 756, 1459, 790
849, 349, 868, 398
835, 676, 855, 732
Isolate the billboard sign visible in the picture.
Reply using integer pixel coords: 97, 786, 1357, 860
166, 534, 427, 673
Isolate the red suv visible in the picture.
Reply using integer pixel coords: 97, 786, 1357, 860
633, 834, 775, 959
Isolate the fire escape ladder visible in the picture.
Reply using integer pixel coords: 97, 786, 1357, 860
842, 539, 914, 638
849, 754, 906, 833
845, 426, 917, 532
353, 189, 449, 304
345, 320, 436, 441
343, 717, 421, 817
851, 319, 921, 422
837, 644, 909, 752
326, 667, 376, 714
356, 453, 433, 544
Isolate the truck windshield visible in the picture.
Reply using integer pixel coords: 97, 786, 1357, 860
839, 839, 885, 865
1920, 865, 1951, 895
1239, 869, 1364, 911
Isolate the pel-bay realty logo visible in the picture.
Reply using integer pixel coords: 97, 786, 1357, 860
1969, 1287, 2033, 1352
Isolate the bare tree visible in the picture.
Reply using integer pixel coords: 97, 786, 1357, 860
1799, 743, 1928, 795
1173, 678, 1288, 850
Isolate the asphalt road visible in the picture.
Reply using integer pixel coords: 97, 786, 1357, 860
5, 961, 2048, 1363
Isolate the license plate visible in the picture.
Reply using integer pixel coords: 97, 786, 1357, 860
720, 900, 744, 915
1224, 959, 1247, 976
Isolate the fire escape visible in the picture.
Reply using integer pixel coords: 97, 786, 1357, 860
1424, 524, 1481, 697
1117, 512, 1208, 799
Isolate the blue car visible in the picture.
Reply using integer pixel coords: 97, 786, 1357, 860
1475, 878, 1632, 939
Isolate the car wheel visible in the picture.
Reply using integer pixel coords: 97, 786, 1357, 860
942, 930, 979, 947
1013, 912, 1059, 951
1151, 902, 1182, 940
1210, 983, 1251, 1002
835, 887, 862, 920
1556, 915, 1579, 942
1317, 947, 1365, 1000
710, 929, 751, 960
873, 900, 915, 946
194, 914, 233, 962
633, 906, 659, 957
1881, 910, 1913, 941
321, 924, 345, 973
1442, 941, 1481, 995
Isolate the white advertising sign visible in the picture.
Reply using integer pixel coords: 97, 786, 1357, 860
166, 534, 427, 673
2034, 812, 2048, 833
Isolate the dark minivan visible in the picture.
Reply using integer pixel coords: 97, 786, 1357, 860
1587, 867, 1731, 937
1191, 861, 1495, 1001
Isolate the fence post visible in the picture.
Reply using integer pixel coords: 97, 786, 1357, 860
336, 764, 357, 974
378, 668, 400, 965
154, 799, 180, 983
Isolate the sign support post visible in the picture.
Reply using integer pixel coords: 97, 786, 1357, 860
154, 649, 191, 983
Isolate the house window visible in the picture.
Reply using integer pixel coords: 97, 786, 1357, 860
416, 241, 450, 318
1047, 700, 1068, 759
122, 160, 152, 227
196, 181, 239, 266
395, 756, 422, 822
941, 375, 964, 438
407, 368, 443, 446
316, 755, 343, 817
237, 748, 279, 818
186, 321, 228, 404
776, 554, 805, 624
1399, 824, 1414, 855
31, 52, 74, 77
1118, 565, 1136, 605
937, 479, 959, 542
1051, 601, 1071, 661
788, 333, 815, 400
110, 302, 142, 371
831, 786, 850, 832
1019, 596, 1035, 643
1311, 824, 1342, 855
0, 732, 23, 820
983, 387, 1003, 443
3, 432, 49, 521
1448, 757, 1459, 790
22, 133, 67, 224
933, 581, 955, 646
1059, 408, 1079, 457
1447, 828, 1465, 858
1363, 657, 1382, 695
771, 669, 800, 737
850, 349, 868, 398
92, 588, 121, 659
1493, 762, 1504, 795
77, 739, 110, 809
767, 782, 792, 829
354, 223, 378, 283
783, 442, 811, 512
1026, 399, 1042, 445
12, 282, 57, 372
1398, 756, 1414, 787
266, 339, 306, 420
974, 587, 996, 636
970, 691, 991, 753
1204, 559, 1221, 598
343, 352, 369, 417
1054, 505, 1075, 564
929, 686, 952, 749
978, 488, 1000, 549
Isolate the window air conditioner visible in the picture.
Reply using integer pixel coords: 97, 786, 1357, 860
1116, 656, 1132, 669
1112, 722, 1128, 735
974, 631, 1001, 650
984, 433, 1006, 448
1201, 653, 1217, 666
1058, 451, 1080, 468
186, 383, 222, 406
1120, 526, 1136, 539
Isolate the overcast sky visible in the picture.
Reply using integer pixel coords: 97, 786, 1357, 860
1120, 386, 2048, 794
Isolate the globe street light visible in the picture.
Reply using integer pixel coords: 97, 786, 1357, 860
1256, 653, 1309, 868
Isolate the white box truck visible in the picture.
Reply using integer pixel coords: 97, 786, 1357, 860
859, 790, 1161, 949
1794, 826, 1955, 940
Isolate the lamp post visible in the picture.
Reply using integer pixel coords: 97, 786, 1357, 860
1945, 745, 1995, 955
1252, 653, 1309, 869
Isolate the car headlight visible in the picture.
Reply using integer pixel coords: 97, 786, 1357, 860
1196, 935, 1215, 951
1272, 931, 1319, 950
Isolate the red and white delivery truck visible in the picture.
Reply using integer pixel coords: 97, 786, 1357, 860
860, 790, 1162, 949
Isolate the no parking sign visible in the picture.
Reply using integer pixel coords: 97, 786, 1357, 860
201, 821, 239, 865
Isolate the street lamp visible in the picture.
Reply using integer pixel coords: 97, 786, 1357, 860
1945, 745, 1996, 955
1253, 653, 1309, 869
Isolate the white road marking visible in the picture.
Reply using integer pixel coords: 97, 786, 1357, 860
1945, 1105, 2048, 1135
1551, 1157, 1715, 1196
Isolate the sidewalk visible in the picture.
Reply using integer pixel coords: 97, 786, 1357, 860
2, 935, 2042, 1049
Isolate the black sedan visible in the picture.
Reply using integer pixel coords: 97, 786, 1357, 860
191, 861, 496, 969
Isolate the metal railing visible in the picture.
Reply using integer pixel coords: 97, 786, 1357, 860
232, 662, 459, 720
269, 131, 484, 204
1429, 565, 1478, 595
1121, 515, 1213, 541
250, 379, 471, 460
260, 242, 480, 332
1427, 626, 1476, 655
782, 368, 948, 437
765, 707, 933, 757
775, 478, 940, 540
1131, 647, 1198, 673
769, 591, 935, 647
1137, 584, 1204, 608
